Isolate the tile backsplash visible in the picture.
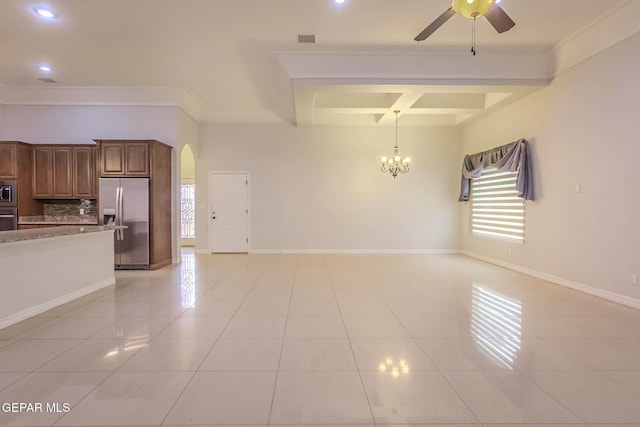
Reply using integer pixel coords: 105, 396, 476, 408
43, 199, 97, 217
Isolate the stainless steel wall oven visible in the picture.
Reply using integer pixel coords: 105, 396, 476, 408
0, 180, 17, 208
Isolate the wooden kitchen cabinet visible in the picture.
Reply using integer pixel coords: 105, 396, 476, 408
33, 146, 53, 198
0, 144, 18, 178
52, 147, 73, 198
73, 146, 96, 198
18, 224, 60, 230
0, 141, 40, 217
33, 145, 97, 199
100, 141, 149, 176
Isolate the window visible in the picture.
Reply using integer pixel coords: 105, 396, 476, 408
471, 168, 525, 243
180, 184, 195, 238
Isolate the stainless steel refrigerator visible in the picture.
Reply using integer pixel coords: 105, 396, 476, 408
99, 177, 150, 269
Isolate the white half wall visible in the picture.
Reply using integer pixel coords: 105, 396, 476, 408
460, 32, 640, 302
0, 230, 116, 329
196, 124, 462, 252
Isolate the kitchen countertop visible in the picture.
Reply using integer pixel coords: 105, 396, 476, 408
18, 215, 98, 225
0, 225, 124, 244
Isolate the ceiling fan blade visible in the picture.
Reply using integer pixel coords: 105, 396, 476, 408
484, 5, 516, 33
414, 7, 456, 41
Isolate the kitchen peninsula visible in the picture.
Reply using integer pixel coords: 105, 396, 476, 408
0, 225, 123, 329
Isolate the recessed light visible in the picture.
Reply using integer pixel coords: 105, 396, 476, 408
33, 7, 56, 19
38, 65, 52, 72
334, 0, 347, 4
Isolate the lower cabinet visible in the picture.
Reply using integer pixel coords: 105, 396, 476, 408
18, 224, 61, 230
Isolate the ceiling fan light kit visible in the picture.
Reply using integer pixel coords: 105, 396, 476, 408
414, 0, 516, 55
452, 0, 494, 19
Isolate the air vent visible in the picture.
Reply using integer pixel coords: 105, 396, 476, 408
38, 77, 58, 83
297, 34, 316, 44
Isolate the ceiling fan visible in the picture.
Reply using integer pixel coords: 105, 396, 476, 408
414, 0, 516, 53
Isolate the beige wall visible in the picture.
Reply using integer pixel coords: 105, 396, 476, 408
195, 124, 462, 252
3, 105, 179, 145
0, 105, 5, 138
461, 32, 640, 301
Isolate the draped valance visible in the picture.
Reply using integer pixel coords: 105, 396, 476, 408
458, 138, 534, 202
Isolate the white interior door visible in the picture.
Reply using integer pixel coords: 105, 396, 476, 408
208, 172, 249, 253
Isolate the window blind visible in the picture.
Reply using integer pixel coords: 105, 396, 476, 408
471, 168, 525, 243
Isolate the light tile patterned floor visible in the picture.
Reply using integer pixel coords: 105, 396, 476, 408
1, 251, 640, 426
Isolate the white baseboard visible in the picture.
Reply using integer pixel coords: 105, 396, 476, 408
249, 249, 462, 254
0, 277, 116, 330
462, 250, 640, 310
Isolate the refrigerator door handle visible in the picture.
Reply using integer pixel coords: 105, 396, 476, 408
119, 186, 124, 240
117, 186, 123, 240
115, 187, 120, 240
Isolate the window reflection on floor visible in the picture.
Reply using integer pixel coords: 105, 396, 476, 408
471, 282, 522, 369
180, 251, 196, 308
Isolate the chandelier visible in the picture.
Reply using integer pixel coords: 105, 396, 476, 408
380, 110, 411, 178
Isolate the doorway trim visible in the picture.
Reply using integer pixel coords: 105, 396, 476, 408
207, 170, 251, 253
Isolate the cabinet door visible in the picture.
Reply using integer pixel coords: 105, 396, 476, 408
101, 142, 125, 175
33, 147, 53, 198
124, 143, 150, 176
52, 147, 73, 198
0, 144, 17, 178
91, 146, 99, 197
73, 147, 94, 198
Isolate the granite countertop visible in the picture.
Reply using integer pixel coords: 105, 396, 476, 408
0, 225, 125, 244
19, 215, 98, 225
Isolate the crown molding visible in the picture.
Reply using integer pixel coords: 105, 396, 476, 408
0, 85, 205, 122
553, 1, 640, 75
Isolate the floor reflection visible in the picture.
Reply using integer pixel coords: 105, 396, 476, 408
378, 357, 410, 378
104, 340, 147, 358
471, 282, 522, 369
180, 252, 196, 309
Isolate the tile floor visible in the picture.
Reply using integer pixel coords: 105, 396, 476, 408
1, 250, 640, 426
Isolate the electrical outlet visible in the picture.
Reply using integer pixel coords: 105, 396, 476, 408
79, 208, 85, 215
632, 274, 638, 286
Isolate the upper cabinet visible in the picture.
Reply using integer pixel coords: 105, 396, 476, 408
0, 144, 18, 178
33, 147, 53, 198
0, 141, 40, 216
33, 145, 97, 199
52, 147, 73, 198
73, 147, 96, 198
99, 141, 150, 176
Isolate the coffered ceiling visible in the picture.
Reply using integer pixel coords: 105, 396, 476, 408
0, 0, 635, 126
